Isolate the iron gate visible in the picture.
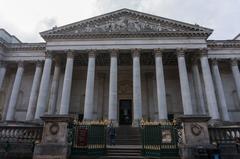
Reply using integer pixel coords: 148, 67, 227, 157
141, 121, 182, 158
70, 123, 107, 156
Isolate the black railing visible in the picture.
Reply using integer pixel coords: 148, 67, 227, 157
70, 122, 107, 156
209, 126, 240, 144
141, 121, 182, 158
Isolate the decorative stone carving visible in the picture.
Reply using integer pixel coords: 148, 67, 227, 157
49, 122, 60, 135
231, 58, 239, 66
118, 80, 133, 95
176, 48, 185, 57
72, 16, 183, 34
190, 123, 202, 136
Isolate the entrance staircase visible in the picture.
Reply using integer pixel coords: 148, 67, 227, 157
115, 125, 141, 145
105, 125, 143, 158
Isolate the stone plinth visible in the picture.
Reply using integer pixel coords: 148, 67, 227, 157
177, 115, 214, 159
33, 115, 73, 159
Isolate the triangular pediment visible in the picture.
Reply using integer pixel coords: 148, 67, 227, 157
41, 8, 213, 39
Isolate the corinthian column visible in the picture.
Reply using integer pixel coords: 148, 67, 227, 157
132, 49, 142, 126
211, 59, 230, 121
231, 58, 240, 103
108, 50, 118, 125
192, 59, 206, 114
26, 61, 42, 120
83, 51, 96, 120
200, 50, 220, 120
48, 58, 61, 114
34, 54, 52, 119
6, 62, 24, 121
154, 49, 168, 120
60, 52, 74, 114
0, 61, 6, 89
177, 49, 193, 115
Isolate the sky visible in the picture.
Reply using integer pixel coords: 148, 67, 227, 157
0, 0, 239, 42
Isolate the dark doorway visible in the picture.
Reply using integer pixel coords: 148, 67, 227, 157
119, 100, 132, 125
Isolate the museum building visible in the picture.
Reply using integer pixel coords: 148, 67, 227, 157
1, 8, 240, 126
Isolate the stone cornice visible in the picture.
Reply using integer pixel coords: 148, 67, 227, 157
6, 43, 46, 51
207, 40, 240, 48
42, 31, 209, 40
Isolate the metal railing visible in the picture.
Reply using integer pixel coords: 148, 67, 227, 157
209, 126, 240, 144
141, 121, 182, 158
70, 122, 107, 156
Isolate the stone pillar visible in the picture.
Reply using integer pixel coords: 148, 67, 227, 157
0, 61, 6, 89
35, 54, 52, 119
83, 51, 96, 120
177, 49, 193, 115
26, 61, 43, 120
108, 50, 118, 125
60, 53, 74, 115
33, 115, 73, 159
200, 51, 220, 120
154, 49, 168, 120
211, 59, 230, 121
6, 62, 24, 121
132, 49, 142, 126
192, 59, 206, 114
48, 58, 61, 114
231, 58, 240, 103
177, 115, 213, 159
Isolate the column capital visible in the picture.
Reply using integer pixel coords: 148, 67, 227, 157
199, 48, 208, 57
67, 52, 74, 58
154, 48, 163, 57
17, 61, 24, 68
211, 58, 218, 66
110, 49, 119, 57
45, 51, 53, 58
176, 48, 185, 57
88, 50, 96, 58
231, 58, 239, 66
131, 48, 141, 57
0, 61, 6, 67
36, 60, 43, 67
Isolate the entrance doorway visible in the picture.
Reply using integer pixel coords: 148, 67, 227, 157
119, 100, 132, 125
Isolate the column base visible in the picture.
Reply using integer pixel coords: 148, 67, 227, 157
108, 119, 119, 127
132, 119, 141, 127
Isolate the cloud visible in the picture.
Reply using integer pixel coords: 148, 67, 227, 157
0, 0, 239, 42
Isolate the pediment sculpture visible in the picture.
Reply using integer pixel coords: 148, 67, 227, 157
73, 16, 182, 34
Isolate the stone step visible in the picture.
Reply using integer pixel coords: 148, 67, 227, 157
107, 149, 141, 153
107, 152, 141, 156
102, 156, 145, 159
115, 141, 141, 145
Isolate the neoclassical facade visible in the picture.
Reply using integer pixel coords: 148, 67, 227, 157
0, 9, 240, 125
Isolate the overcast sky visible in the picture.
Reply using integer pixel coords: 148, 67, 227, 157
0, 0, 239, 42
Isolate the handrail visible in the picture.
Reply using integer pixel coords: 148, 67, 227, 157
0, 124, 43, 143
209, 126, 240, 144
